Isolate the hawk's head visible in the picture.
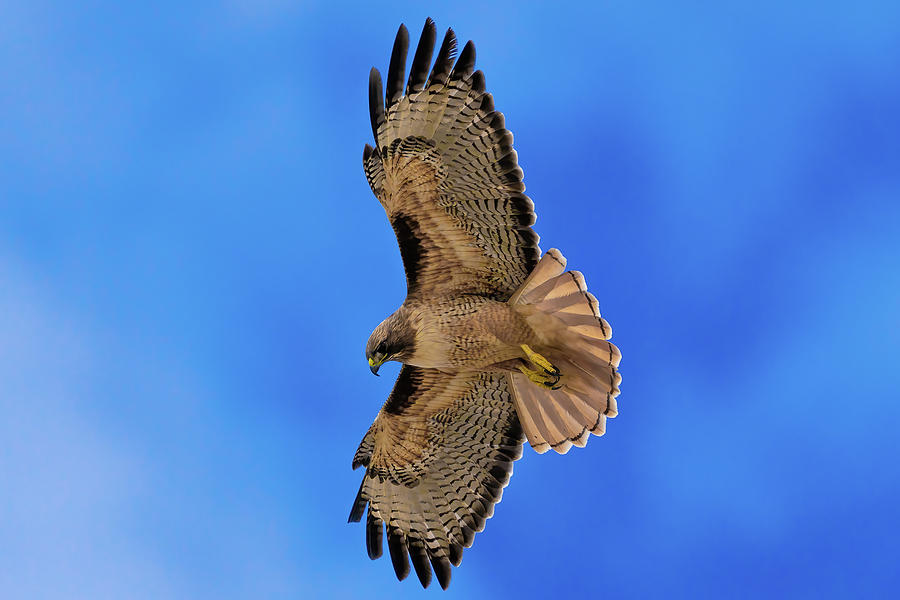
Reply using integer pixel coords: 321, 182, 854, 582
365, 314, 413, 375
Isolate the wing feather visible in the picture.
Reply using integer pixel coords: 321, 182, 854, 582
407, 18, 436, 94
385, 24, 409, 109
428, 27, 457, 87
363, 20, 539, 300
368, 68, 385, 142
348, 366, 524, 590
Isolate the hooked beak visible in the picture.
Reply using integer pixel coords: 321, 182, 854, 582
368, 355, 383, 376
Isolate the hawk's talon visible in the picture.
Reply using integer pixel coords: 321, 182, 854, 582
520, 344, 557, 373
518, 361, 562, 390
519, 344, 562, 388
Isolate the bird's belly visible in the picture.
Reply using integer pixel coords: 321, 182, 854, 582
409, 298, 532, 371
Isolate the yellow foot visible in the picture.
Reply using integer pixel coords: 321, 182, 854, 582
518, 344, 562, 389
517, 364, 563, 390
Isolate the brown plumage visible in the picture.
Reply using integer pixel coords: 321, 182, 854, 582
350, 19, 622, 590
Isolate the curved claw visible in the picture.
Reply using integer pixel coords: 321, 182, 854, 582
547, 378, 563, 390
518, 363, 563, 390
540, 371, 562, 389
542, 364, 561, 377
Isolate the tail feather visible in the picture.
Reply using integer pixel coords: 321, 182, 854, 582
507, 249, 622, 454
507, 378, 552, 454
533, 290, 594, 316
520, 270, 585, 305
508, 248, 566, 304
508, 373, 578, 455
535, 401, 575, 453
572, 338, 621, 369
555, 310, 608, 331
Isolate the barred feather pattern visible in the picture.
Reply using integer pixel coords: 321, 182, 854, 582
363, 18, 539, 301
349, 366, 524, 590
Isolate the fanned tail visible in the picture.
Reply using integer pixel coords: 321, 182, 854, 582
508, 249, 622, 454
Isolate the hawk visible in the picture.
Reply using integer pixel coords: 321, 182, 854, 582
349, 19, 622, 590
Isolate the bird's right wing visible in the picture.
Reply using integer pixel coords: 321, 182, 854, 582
348, 366, 524, 589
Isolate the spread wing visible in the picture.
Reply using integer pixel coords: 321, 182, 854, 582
348, 366, 524, 589
363, 19, 540, 301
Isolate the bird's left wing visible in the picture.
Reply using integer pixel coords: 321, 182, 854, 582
348, 366, 524, 589
363, 19, 540, 301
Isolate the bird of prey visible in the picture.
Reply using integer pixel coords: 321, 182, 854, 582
349, 19, 622, 590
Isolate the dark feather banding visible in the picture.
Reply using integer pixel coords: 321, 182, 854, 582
427, 28, 457, 87
349, 368, 525, 589
407, 18, 436, 94
352, 422, 375, 469
385, 24, 409, 108
362, 17, 539, 300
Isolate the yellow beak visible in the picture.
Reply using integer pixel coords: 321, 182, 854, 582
368, 356, 381, 376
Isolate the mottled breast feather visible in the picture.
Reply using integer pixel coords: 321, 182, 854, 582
362, 19, 540, 301
349, 366, 524, 590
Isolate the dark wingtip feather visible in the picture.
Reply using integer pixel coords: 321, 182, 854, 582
431, 556, 452, 590
448, 543, 463, 567
461, 523, 475, 547
480, 93, 494, 113
385, 24, 409, 108
407, 18, 436, 94
427, 27, 457, 86
348, 479, 367, 523
368, 67, 384, 142
451, 40, 476, 80
387, 530, 410, 581
366, 510, 383, 559
409, 543, 432, 588
471, 70, 485, 94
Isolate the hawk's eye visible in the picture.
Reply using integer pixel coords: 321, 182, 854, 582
375, 341, 387, 355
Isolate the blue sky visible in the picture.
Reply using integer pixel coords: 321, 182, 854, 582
2, 1, 899, 598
